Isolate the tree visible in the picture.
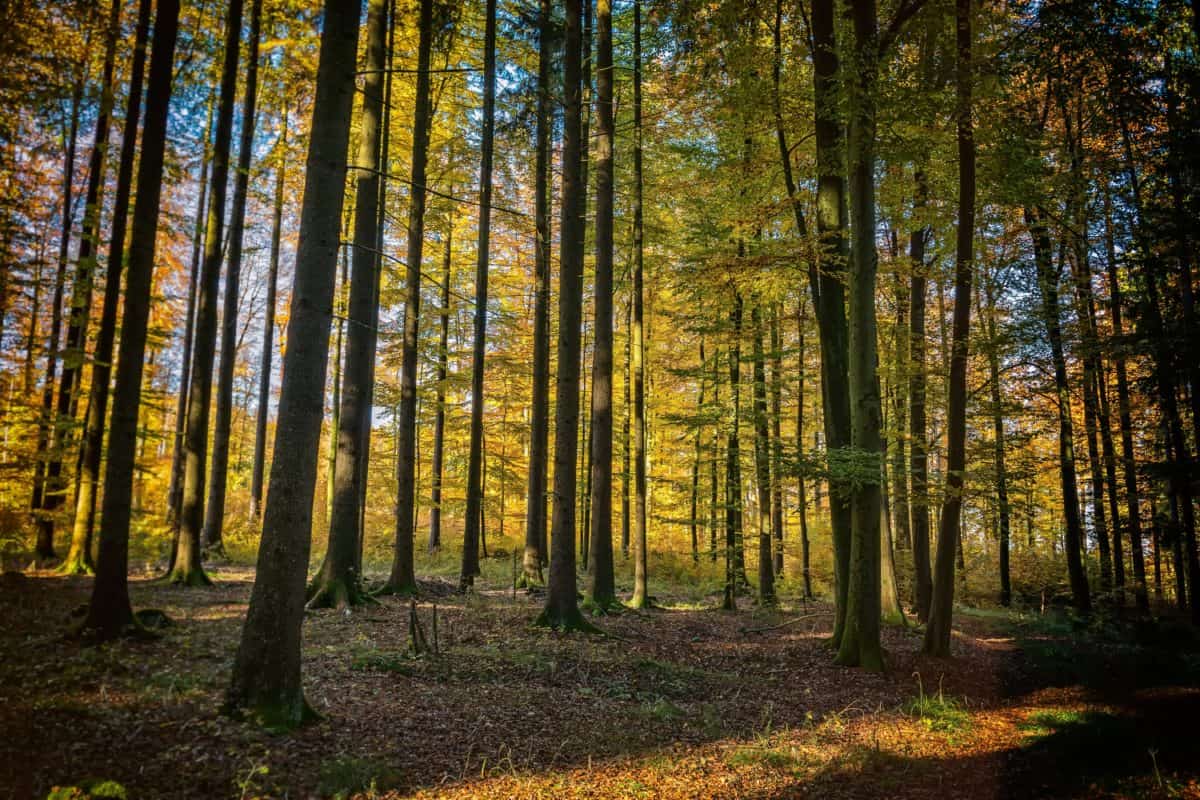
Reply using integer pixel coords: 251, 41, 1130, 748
924, 0, 975, 657
64, 0, 153, 576
908, 171, 933, 621
175, 0, 247, 585
385, 0, 435, 596
461, 0, 498, 590
308, 0, 391, 610
226, 0, 362, 728
429, 219, 452, 554
79, 0, 182, 640
536, 0, 593, 632
752, 302, 776, 605
587, 0, 617, 611
205, 0, 265, 554
629, 0, 650, 611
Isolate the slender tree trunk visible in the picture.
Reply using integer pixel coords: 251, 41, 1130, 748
65, 0, 152, 575
168, 96, 215, 530
836, 0, 886, 671
386, 0, 435, 595
924, 0, 973, 656
770, 305, 785, 576
709, 344, 720, 563
308, 0, 390, 609
909, 173, 932, 620
522, 0, 553, 585
722, 294, 743, 612
752, 303, 776, 605
890, 275, 910, 553
226, 0, 361, 725
204, 0, 264, 554
43, 0, 124, 557
32, 75, 83, 561
629, 2, 649, 609
1103, 187, 1148, 611
175, 0, 246, 585
460, 0, 497, 588
983, 270, 1012, 606
536, 0, 592, 631
623, 295, 632, 560
690, 341, 705, 565
797, 298, 812, 598
429, 220, 452, 553
80, 0, 181, 640
586, 0, 617, 609
250, 108, 287, 521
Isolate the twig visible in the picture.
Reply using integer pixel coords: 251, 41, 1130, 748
739, 614, 820, 635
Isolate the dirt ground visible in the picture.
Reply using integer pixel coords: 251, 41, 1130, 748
1, 565, 1198, 799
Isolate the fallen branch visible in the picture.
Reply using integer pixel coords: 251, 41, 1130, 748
739, 614, 820, 635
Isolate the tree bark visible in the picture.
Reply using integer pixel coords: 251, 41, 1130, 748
629, 1, 649, 610
586, 0, 617, 610
909, 170, 933, 621
65, 0, 152, 575
723, 294, 743, 612
770, 304, 785, 576
385, 0, 435, 595
460, 0, 497, 589
80, 0, 181, 640
307, 0, 390, 610
175, 0, 246, 585
429, 220, 452, 554
983, 270, 1012, 606
226, 0, 361, 727
752, 303, 776, 605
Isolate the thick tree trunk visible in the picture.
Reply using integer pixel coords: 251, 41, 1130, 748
250, 109, 287, 521
175, 0, 246, 586
80, 0, 181, 640
924, 0, 973, 657
460, 0, 497, 589
536, 0, 592, 631
586, 0, 617, 610
226, 0, 361, 726
65, 0, 152, 576
809, 0, 852, 645
308, 0, 391, 610
385, 0, 435, 595
629, 0, 649, 611
204, 0, 264, 554
836, 0, 885, 671
752, 303, 776, 605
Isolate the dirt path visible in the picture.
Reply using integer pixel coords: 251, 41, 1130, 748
1, 568, 1196, 799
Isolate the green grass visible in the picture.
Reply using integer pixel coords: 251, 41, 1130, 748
727, 745, 806, 772
317, 756, 402, 799
1018, 708, 1088, 738
903, 680, 971, 736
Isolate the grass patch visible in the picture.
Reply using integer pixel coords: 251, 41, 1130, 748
727, 745, 806, 772
350, 649, 419, 675
903, 678, 970, 736
636, 697, 685, 723
1018, 708, 1088, 738
317, 756, 402, 799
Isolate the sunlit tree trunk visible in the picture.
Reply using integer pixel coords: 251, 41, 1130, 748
81, 0, 181, 639
722, 294, 743, 612
461, 0, 498, 589
429, 221, 452, 554
226, 0, 361, 725
205, 0, 264, 555
175, 0, 246, 585
752, 303, 776, 605
770, 305, 785, 576
629, 0, 650, 610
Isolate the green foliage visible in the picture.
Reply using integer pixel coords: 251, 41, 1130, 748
46, 779, 127, 799
903, 676, 970, 736
726, 745, 806, 772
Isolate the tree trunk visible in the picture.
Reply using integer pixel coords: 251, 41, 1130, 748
752, 303, 776, 605
522, 0, 553, 586
32, 73, 82, 562
835, 0, 885, 671
797, 298, 813, 598
250, 108, 287, 521
770, 304, 785, 577
709, 344, 720, 563
168, 95, 215, 531
308, 0, 390, 610
460, 0, 497, 589
909, 171, 933, 621
175, 0, 246, 585
586, 0, 617, 610
64, 0, 152, 576
429, 220, 452, 553
924, 0, 973, 657
226, 0, 361, 726
385, 0, 435, 595
809, 0, 852, 646
982, 270, 1012, 606
890, 274, 910, 554
722, 294, 743, 612
43, 0, 124, 558
1102, 187, 1148, 612
536, 0, 592, 632
80, 0, 181, 640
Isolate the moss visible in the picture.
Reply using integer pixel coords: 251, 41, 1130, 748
306, 576, 374, 611
166, 566, 213, 587
46, 778, 128, 799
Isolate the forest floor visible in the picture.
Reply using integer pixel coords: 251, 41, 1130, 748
2, 560, 1199, 800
